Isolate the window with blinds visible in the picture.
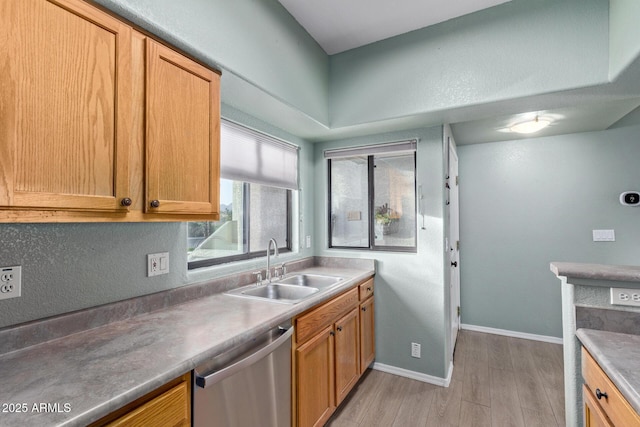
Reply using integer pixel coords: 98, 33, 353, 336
188, 120, 299, 268
326, 140, 417, 252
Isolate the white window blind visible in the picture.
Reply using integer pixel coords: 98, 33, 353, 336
324, 139, 417, 159
220, 119, 299, 190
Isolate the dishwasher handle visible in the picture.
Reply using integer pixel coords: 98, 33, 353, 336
195, 325, 294, 389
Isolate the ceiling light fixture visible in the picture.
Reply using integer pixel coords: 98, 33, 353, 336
509, 116, 551, 134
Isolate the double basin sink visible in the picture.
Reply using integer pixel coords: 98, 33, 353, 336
225, 274, 344, 304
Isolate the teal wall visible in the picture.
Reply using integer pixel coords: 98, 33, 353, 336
329, 0, 609, 128
93, 0, 618, 136
457, 125, 640, 338
0, 107, 316, 329
93, 0, 329, 125
609, 0, 640, 80
314, 127, 449, 379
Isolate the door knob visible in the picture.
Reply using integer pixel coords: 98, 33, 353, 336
451, 261, 458, 267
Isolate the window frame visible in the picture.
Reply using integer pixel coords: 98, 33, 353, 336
187, 184, 292, 269
328, 152, 417, 253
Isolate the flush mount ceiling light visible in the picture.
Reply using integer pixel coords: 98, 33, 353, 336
509, 116, 551, 134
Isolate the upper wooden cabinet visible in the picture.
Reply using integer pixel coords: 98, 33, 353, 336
144, 39, 220, 216
0, 0, 220, 222
0, 0, 132, 213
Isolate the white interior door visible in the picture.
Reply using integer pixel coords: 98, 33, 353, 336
448, 138, 460, 358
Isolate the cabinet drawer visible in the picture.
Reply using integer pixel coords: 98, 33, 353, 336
584, 384, 614, 427
359, 278, 374, 301
296, 288, 359, 344
582, 348, 640, 427
105, 381, 189, 427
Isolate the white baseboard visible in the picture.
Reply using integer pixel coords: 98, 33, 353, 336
372, 362, 452, 387
460, 323, 563, 345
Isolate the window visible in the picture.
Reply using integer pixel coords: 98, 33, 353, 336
188, 120, 298, 268
327, 141, 417, 251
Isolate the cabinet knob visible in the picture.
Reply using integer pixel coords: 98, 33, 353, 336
120, 197, 132, 207
595, 388, 608, 400
337, 326, 343, 332
329, 331, 335, 336
362, 307, 367, 312
367, 287, 372, 291
150, 200, 160, 208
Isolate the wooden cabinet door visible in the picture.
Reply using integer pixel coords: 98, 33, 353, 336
584, 385, 613, 427
296, 326, 335, 427
359, 296, 375, 374
145, 39, 220, 216
335, 307, 360, 405
0, 0, 132, 212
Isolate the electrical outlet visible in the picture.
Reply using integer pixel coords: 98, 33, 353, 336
411, 342, 421, 358
611, 288, 640, 307
0, 266, 22, 301
147, 252, 169, 277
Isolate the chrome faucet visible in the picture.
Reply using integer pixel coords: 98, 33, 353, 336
266, 238, 279, 282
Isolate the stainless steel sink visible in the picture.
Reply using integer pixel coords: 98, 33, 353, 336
277, 274, 343, 289
226, 283, 320, 304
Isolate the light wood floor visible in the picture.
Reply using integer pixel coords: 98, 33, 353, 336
326, 330, 565, 427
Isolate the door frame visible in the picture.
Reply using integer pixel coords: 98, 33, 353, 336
447, 136, 461, 361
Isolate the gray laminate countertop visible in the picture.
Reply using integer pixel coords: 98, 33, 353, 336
0, 265, 374, 427
551, 262, 640, 284
576, 328, 640, 415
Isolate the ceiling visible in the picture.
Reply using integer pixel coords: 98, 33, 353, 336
278, 0, 512, 55
269, 0, 640, 144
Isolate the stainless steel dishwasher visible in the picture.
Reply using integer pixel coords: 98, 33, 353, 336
193, 322, 293, 427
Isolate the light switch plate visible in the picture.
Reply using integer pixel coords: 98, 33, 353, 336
592, 229, 615, 242
411, 342, 421, 358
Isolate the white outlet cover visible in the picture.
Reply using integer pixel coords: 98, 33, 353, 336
611, 287, 640, 307
147, 252, 169, 277
0, 266, 22, 300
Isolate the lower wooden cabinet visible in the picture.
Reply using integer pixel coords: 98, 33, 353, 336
296, 326, 335, 427
335, 307, 360, 404
89, 373, 190, 427
293, 277, 375, 427
359, 295, 375, 374
582, 347, 640, 427
584, 384, 614, 427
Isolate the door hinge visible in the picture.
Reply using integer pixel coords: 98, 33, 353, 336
457, 306, 461, 317
456, 175, 459, 186
456, 240, 460, 251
